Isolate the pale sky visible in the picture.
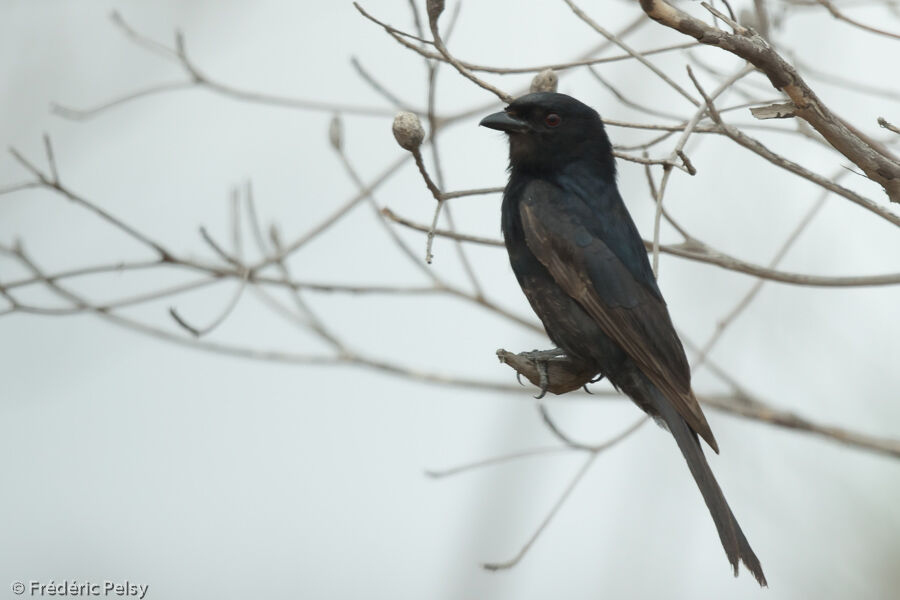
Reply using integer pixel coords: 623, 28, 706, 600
2, 1, 899, 599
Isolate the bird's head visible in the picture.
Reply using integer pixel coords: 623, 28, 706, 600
479, 92, 614, 177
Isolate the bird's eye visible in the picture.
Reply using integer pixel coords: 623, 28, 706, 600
544, 113, 562, 127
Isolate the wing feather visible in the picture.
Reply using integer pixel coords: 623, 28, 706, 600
519, 181, 718, 452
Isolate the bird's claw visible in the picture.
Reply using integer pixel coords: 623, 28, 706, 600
534, 359, 550, 399
583, 372, 604, 394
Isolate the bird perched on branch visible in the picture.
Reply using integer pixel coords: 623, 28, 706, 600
480, 92, 766, 586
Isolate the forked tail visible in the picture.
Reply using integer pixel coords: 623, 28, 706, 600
631, 373, 767, 586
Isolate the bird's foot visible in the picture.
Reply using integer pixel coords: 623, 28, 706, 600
519, 348, 566, 399
496, 348, 599, 396
519, 347, 568, 361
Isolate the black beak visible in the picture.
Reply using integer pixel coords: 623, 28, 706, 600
479, 111, 530, 134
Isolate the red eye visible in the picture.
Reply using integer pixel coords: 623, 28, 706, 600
545, 113, 562, 127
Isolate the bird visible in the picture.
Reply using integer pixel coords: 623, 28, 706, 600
480, 92, 766, 586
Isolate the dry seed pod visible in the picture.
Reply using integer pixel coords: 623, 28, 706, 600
392, 112, 425, 151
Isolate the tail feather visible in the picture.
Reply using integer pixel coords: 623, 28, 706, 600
631, 374, 767, 586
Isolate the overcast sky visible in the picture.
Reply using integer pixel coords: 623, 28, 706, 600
2, 1, 899, 599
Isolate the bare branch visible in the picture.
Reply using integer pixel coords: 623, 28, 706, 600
2, 259, 165, 290
441, 186, 504, 200
483, 416, 647, 570
42, 134, 59, 184
52, 82, 195, 120
0, 181, 41, 196
350, 56, 423, 113
253, 153, 410, 270
701, 1, 749, 34
691, 182, 831, 369
425, 446, 569, 478
639, 0, 900, 202
563, 0, 700, 107
699, 100, 900, 227
8, 145, 175, 259
589, 67, 684, 121
269, 227, 346, 352
199, 226, 241, 267
649, 65, 753, 275
361, 3, 693, 76
168, 269, 249, 338
794, 56, 900, 103
700, 393, 900, 458
816, 0, 900, 39
422, 4, 514, 103
540, 405, 648, 452
383, 208, 900, 287
53, 14, 401, 120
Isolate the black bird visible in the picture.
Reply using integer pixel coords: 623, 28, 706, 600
480, 92, 766, 586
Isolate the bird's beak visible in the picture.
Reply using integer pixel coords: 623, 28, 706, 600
479, 111, 530, 134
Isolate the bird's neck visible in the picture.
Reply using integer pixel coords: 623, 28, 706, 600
509, 153, 617, 187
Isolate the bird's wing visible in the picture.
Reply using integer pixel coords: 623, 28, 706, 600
519, 179, 718, 452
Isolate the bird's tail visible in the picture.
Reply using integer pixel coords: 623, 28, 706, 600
628, 373, 767, 587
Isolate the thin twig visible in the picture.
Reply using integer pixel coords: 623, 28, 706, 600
816, 0, 900, 40
361, 7, 692, 76
169, 269, 249, 337
53, 15, 401, 120
382, 208, 900, 287
199, 226, 241, 267
691, 181, 832, 369
540, 405, 649, 452
639, 0, 900, 202
649, 65, 753, 275
350, 56, 423, 112
879, 117, 900, 136
6, 277, 223, 315
701, 1, 749, 34
425, 446, 569, 478
410, 147, 447, 264
690, 83, 900, 227
589, 67, 684, 121
441, 186, 504, 199
422, 3, 514, 103
52, 82, 195, 120
333, 144, 438, 282
420, 13, 486, 298
482, 416, 647, 570
563, 0, 700, 107
8, 145, 174, 259
269, 227, 346, 352
482, 453, 599, 571
253, 153, 410, 270
42, 134, 59, 184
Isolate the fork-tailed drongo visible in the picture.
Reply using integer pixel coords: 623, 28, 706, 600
480, 92, 766, 586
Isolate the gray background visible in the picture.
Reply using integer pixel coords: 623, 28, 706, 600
2, 1, 899, 598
